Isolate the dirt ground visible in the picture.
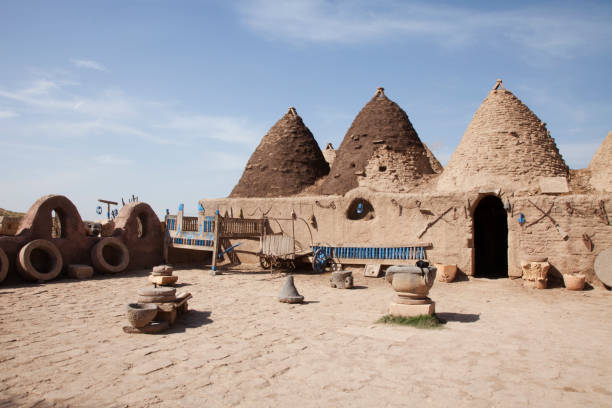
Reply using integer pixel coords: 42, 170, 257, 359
1, 266, 611, 407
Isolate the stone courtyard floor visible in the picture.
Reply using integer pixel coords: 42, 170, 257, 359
1, 266, 611, 407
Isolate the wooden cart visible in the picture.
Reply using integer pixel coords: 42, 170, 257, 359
258, 234, 312, 270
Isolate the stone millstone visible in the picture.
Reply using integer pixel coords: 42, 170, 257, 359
137, 287, 176, 297
594, 248, 612, 287
137, 295, 177, 303
278, 275, 304, 303
152, 265, 174, 276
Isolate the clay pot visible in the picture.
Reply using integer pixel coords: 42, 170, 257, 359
385, 265, 437, 304
435, 264, 457, 283
126, 303, 158, 328
563, 274, 585, 291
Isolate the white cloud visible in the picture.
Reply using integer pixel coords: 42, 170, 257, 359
159, 115, 262, 144
0, 110, 17, 119
235, 0, 612, 57
0, 76, 264, 148
71, 59, 109, 72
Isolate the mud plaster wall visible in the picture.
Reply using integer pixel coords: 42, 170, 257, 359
201, 188, 473, 274
202, 189, 612, 285
508, 194, 612, 284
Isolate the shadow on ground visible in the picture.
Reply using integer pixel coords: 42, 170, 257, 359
436, 312, 480, 323
166, 310, 213, 333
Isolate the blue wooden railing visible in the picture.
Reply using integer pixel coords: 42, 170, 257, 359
311, 245, 426, 260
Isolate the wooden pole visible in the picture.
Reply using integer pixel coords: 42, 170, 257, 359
98, 199, 118, 220
211, 210, 220, 274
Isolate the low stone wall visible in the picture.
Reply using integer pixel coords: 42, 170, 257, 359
0, 216, 23, 236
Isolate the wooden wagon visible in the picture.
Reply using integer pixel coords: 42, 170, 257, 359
258, 234, 312, 270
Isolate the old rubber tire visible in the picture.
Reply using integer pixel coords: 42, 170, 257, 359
0, 247, 8, 283
91, 237, 129, 274
17, 239, 63, 281
137, 287, 176, 297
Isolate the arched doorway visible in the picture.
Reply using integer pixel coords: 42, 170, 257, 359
474, 196, 508, 278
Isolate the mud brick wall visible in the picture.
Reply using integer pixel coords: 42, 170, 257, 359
588, 131, 612, 193
508, 194, 612, 283
230, 107, 329, 198
201, 189, 473, 275
438, 88, 568, 192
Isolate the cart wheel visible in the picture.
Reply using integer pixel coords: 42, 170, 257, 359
260, 256, 271, 269
312, 248, 331, 274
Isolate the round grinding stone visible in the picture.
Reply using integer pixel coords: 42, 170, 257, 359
594, 248, 612, 287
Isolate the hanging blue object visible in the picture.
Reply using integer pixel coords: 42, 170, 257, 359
96, 206, 102, 215
357, 202, 364, 214
518, 213, 526, 225
198, 203, 204, 212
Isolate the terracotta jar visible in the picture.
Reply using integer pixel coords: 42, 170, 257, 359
563, 274, 586, 291
385, 265, 437, 305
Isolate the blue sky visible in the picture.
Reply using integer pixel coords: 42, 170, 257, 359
1, 0, 611, 220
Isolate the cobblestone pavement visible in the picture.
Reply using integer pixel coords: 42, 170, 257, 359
1, 267, 611, 407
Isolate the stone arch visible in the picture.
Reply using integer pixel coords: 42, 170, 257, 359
16, 195, 88, 241
113, 202, 163, 269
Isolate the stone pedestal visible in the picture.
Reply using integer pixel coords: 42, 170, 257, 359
520, 261, 550, 289
388, 301, 435, 317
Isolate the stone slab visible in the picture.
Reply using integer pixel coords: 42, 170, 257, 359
66, 264, 94, 279
364, 264, 382, 278
148, 275, 178, 285
388, 301, 435, 317
539, 177, 569, 194
594, 248, 612, 287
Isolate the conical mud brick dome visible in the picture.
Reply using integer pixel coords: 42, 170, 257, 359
230, 107, 329, 198
321, 88, 435, 195
588, 131, 612, 192
437, 80, 568, 192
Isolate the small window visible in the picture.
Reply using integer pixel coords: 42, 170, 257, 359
346, 198, 375, 221
379, 165, 387, 172
51, 209, 63, 238
137, 214, 146, 239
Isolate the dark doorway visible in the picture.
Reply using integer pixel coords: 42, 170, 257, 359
474, 196, 508, 278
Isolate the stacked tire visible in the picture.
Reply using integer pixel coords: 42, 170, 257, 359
17, 239, 63, 282
91, 237, 129, 274
0, 248, 9, 284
